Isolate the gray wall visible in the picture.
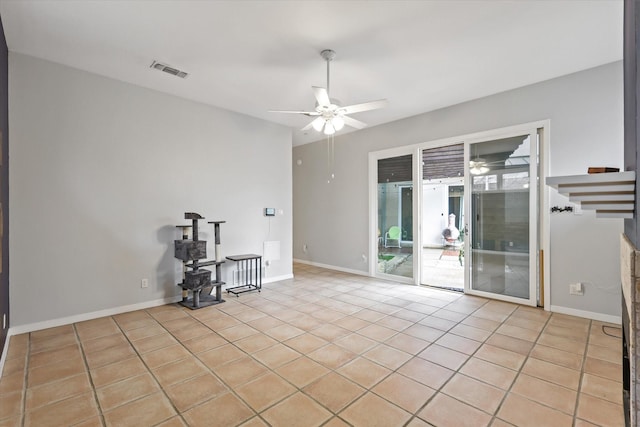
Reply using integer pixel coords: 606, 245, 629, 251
293, 61, 623, 318
10, 53, 293, 327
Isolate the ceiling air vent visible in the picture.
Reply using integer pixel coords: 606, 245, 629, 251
150, 61, 189, 79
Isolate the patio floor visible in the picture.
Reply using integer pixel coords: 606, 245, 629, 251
377, 246, 464, 291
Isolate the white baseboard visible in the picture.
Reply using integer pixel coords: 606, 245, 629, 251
263, 273, 293, 284
0, 274, 298, 375
9, 296, 183, 336
550, 305, 621, 325
7, 273, 294, 338
293, 258, 370, 277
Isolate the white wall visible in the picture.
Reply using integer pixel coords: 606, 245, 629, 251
293, 62, 623, 319
10, 53, 293, 327
422, 183, 448, 247
422, 177, 464, 248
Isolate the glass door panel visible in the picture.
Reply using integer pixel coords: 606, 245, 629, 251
377, 154, 414, 280
420, 143, 465, 291
465, 133, 537, 305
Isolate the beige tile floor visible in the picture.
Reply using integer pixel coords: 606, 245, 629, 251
0, 263, 624, 427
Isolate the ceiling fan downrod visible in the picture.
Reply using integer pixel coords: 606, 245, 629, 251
321, 49, 335, 97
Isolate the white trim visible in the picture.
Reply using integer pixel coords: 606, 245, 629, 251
368, 153, 377, 277
0, 331, 12, 378
413, 147, 422, 284
528, 130, 539, 307
369, 146, 418, 284
371, 120, 551, 159
293, 258, 370, 277
550, 305, 621, 325
464, 142, 471, 293
462, 127, 541, 307
377, 271, 415, 285
540, 124, 551, 311
0, 271, 295, 374
262, 274, 293, 284
8, 296, 183, 335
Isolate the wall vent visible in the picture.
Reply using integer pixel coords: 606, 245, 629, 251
150, 61, 189, 79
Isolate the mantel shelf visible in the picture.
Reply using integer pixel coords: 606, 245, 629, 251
546, 171, 636, 219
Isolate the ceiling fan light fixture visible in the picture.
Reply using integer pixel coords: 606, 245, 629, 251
324, 121, 336, 135
332, 116, 345, 131
311, 117, 325, 132
470, 165, 490, 175
469, 157, 489, 175
269, 49, 388, 135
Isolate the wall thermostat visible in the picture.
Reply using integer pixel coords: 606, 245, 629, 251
264, 208, 276, 216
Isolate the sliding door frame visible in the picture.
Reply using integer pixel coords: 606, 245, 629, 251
463, 128, 539, 306
369, 146, 420, 284
368, 120, 550, 310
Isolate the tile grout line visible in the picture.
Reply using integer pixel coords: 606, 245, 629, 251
205, 299, 303, 426
410, 301, 523, 426
217, 288, 444, 424
486, 306, 555, 426
398, 297, 493, 426
206, 295, 339, 421
327, 283, 492, 424
149, 301, 280, 426
109, 312, 189, 426
5, 266, 624, 427
572, 319, 593, 426
19, 334, 30, 427
72, 323, 107, 427
283, 268, 620, 426
238, 298, 387, 424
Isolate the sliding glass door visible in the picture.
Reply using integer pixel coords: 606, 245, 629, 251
369, 123, 544, 301
464, 131, 538, 305
420, 143, 465, 291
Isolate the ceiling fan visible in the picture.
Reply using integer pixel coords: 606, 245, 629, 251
469, 157, 490, 175
270, 49, 388, 135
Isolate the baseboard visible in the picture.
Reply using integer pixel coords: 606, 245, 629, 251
8, 273, 294, 337
550, 305, 622, 325
262, 273, 293, 284
293, 258, 370, 277
9, 296, 183, 336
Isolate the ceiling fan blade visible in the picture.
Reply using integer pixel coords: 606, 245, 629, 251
302, 116, 325, 131
312, 86, 330, 107
268, 110, 320, 116
339, 99, 389, 115
342, 115, 367, 130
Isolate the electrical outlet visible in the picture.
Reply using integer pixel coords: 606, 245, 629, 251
141, 278, 149, 288
569, 283, 583, 295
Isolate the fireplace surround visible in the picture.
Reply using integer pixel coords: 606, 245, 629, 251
621, 234, 638, 426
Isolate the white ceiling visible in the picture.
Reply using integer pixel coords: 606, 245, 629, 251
0, 0, 623, 146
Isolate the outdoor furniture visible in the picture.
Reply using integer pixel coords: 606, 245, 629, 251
384, 226, 402, 248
